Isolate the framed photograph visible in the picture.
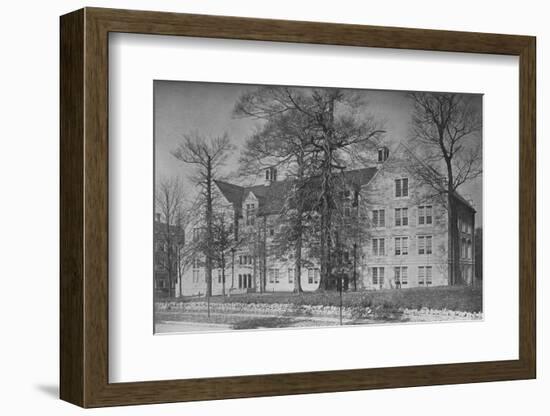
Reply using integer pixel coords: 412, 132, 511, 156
60, 7, 536, 408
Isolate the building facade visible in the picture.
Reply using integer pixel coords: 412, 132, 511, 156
175, 143, 476, 297
154, 214, 185, 298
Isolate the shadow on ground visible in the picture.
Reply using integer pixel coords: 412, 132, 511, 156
232, 317, 299, 330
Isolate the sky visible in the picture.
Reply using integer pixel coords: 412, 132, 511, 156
154, 80, 482, 224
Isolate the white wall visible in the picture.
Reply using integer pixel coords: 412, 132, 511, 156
0, 0, 546, 415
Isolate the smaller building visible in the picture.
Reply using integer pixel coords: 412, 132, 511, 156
154, 213, 185, 298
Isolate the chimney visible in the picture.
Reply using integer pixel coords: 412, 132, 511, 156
264, 167, 277, 185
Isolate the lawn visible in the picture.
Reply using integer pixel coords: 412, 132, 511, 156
162, 286, 482, 313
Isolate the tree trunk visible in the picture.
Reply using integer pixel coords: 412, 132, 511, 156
318, 147, 334, 291
231, 249, 235, 290
294, 232, 303, 293
293, 162, 304, 293
205, 159, 213, 297
262, 217, 268, 292
221, 252, 226, 296
318, 97, 336, 291
352, 242, 357, 291
448, 194, 461, 285
178, 248, 183, 297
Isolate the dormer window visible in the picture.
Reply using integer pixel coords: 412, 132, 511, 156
395, 178, 409, 198
378, 146, 389, 162
245, 203, 256, 226
264, 167, 277, 184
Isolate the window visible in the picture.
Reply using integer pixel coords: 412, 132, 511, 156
395, 207, 408, 226
192, 258, 200, 269
378, 147, 389, 162
343, 251, 350, 263
288, 268, 294, 284
343, 201, 351, 217
394, 237, 408, 255
240, 255, 253, 265
372, 238, 385, 256
418, 266, 433, 285
192, 227, 201, 242
239, 274, 252, 289
308, 268, 320, 284
372, 267, 385, 286
269, 268, 279, 284
192, 269, 200, 283
395, 178, 409, 197
372, 209, 385, 227
418, 205, 433, 225
418, 236, 433, 255
394, 266, 408, 286
269, 228, 275, 236
217, 269, 223, 284
245, 203, 256, 226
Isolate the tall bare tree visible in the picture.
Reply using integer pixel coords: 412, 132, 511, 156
235, 109, 318, 292
171, 132, 234, 296
235, 86, 384, 290
211, 212, 233, 296
155, 176, 186, 298
409, 92, 482, 285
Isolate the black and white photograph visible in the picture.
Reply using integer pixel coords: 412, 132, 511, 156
153, 81, 483, 334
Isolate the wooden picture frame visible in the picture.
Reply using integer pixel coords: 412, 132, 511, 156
60, 7, 536, 408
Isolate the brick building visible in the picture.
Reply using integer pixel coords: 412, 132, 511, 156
154, 214, 185, 297
176, 143, 476, 296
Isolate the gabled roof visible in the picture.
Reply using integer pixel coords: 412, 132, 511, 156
395, 141, 476, 212
214, 180, 244, 208
340, 167, 378, 189
245, 180, 292, 215
215, 166, 379, 217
